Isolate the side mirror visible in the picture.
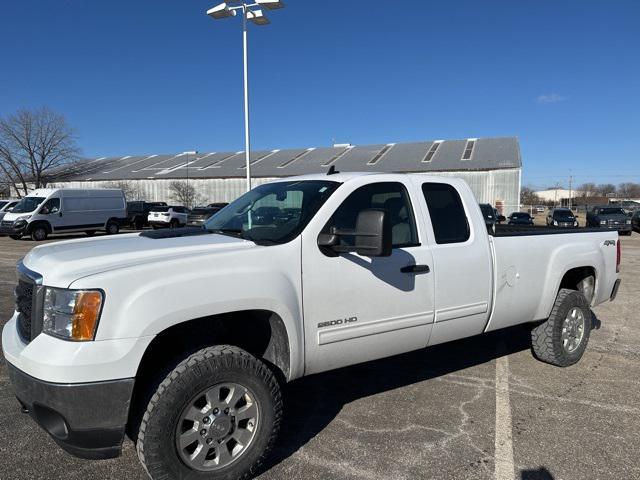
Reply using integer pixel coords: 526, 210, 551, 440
317, 209, 392, 257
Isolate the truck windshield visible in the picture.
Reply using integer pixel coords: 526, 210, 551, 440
204, 180, 340, 245
599, 208, 625, 215
553, 210, 574, 220
11, 197, 46, 213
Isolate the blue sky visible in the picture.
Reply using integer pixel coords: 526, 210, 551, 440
1, 0, 638, 189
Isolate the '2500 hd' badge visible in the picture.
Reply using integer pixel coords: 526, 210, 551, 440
603, 240, 616, 247
318, 317, 358, 329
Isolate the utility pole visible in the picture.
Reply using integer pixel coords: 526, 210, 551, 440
568, 171, 573, 210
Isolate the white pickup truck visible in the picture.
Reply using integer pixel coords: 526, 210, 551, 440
2, 172, 621, 479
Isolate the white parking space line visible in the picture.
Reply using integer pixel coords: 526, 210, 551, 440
495, 351, 515, 480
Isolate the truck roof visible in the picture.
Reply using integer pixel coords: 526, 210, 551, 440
270, 171, 455, 184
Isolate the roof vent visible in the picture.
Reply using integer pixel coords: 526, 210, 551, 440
332, 143, 352, 148
422, 141, 443, 163
462, 139, 476, 160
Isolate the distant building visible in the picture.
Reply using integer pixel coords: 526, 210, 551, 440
50, 136, 523, 214
534, 188, 583, 204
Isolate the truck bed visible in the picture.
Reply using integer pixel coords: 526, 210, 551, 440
492, 224, 605, 236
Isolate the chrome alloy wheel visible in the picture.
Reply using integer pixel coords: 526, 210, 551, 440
175, 383, 259, 471
562, 307, 585, 353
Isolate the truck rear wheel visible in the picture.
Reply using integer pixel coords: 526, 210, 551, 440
531, 288, 591, 367
136, 345, 282, 480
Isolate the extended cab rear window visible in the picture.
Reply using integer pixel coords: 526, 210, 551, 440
422, 183, 470, 244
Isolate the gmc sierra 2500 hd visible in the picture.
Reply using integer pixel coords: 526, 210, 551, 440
3, 172, 621, 480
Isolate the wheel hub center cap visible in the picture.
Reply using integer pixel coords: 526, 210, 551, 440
209, 416, 232, 439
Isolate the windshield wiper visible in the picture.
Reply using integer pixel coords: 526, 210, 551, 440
207, 228, 245, 239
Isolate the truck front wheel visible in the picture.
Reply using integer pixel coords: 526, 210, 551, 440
136, 345, 282, 480
531, 288, 592, 367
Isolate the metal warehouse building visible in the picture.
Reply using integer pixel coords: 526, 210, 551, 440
51, 136, 522, 214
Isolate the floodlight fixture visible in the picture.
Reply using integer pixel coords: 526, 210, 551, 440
256, 0, 285, 10
207, 3, 237, 19
247, 9, 270, 25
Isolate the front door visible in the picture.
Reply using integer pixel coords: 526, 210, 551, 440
302, 180, 435, 375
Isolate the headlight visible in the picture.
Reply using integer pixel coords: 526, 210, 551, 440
574, 221, 579, 227
626, 220, 631, 225
43, 287, 104, 341
553, 220, 558, 226
600, 220, 606, 225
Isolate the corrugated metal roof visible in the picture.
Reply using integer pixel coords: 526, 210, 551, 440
63, 136, 521, 181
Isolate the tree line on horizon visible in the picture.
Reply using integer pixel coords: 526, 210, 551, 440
522, 183, 640, 207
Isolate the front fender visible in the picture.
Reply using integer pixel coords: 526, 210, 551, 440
69, 240, 305, 380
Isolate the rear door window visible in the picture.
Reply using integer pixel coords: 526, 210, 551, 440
421, 183, 470, 244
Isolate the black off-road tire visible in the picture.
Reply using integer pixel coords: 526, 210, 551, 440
136, 345, 282, 480
531, 288, 592, 367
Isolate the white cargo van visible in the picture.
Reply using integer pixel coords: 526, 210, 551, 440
0, 189, 127, 241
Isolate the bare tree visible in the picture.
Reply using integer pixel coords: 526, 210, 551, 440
520, 186, 542, 206
0, 107, 81, 196
107, 180, 145, 201
595, 184, 617, 197
617, 182, 640, 199
578, 183, 597, 198
168, 180, 202, 208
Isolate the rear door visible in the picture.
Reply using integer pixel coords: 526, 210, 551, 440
412, 180, 494, 346
302, 180, 435, 375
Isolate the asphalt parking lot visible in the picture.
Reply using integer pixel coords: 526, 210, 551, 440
0, 232, 638, 480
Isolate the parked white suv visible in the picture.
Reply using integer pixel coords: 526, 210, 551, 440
148, 205, 190, 229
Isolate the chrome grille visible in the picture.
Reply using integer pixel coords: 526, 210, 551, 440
15, 262, 43, 344
15, 279, 34, 342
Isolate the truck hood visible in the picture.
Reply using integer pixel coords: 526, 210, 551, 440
22, 230, 255, 287
595, 214, 628, 221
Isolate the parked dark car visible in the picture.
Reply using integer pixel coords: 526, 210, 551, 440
508, 212, 534, 226
479, 203, 505, 227
546, 208, 578, 228
126, 201, 168, 229
187, 207, 220, 226
587, 206, 632, 235
632, 210, 640, 233
206, 202, 229, 211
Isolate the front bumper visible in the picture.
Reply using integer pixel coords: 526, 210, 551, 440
0, 222, 26, 235
148, 220, 170, 227
6, 361, 134, 459
598, 224, 632, 232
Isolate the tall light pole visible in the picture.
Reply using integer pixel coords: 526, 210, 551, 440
206, 1, 285, 192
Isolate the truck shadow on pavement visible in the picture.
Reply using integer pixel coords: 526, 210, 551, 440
260, 325, 533, 474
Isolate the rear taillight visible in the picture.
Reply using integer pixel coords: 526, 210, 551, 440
616, 239, 621, 273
